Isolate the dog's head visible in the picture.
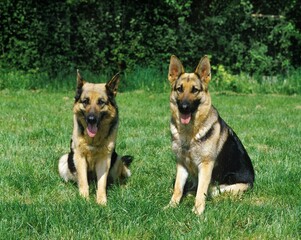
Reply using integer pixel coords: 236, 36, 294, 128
74, 70, 120, 138
168, 55, 211, 125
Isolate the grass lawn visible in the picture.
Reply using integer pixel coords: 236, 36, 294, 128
0, 89, 300, 239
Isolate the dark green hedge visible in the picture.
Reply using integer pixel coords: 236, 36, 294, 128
1, 0, 301, 77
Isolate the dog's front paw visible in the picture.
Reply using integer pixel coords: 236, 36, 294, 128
192, 203, 205, 215
96, 194, 107, 206
164, 200, 179, 210
97, 199, 107, 206
79, 188, 89, 199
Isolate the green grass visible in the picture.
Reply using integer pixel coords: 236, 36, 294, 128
1, 67, 301, 95
0, 89, 300, 239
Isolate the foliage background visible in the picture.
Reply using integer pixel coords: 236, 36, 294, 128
1, 0, 301, 76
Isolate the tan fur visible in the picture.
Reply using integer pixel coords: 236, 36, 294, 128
58, 71, 131, 205
167, 55, 251, 215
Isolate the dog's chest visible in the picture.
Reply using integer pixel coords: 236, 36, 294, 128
78, 145, 100, 170
171, 128, 206, 176
76, 138, 115, 171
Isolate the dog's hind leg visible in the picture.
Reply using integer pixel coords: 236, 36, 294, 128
209, 183, 250, 197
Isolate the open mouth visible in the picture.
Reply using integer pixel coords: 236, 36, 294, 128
87, 123, 98, 138
180, 113, 192, 125
85, 113, 99, 138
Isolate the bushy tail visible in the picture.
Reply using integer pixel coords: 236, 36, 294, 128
109, 154, 134, 181
58, 154, 77, 182
121, 155, 133, 167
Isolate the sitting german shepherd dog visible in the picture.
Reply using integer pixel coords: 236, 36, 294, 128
167, 55, 254, 215
59, 70, 132, 205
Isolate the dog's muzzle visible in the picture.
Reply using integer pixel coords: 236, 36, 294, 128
86, 114, 98, 138
177, 100, 191, 125
87, 114, 97, 125
178, 100, 191, 115
177, 99, 201, 125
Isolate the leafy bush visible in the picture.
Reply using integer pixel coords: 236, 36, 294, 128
0, 1, 300, 94
1, 0, 301, 78
210, 64, 301, 95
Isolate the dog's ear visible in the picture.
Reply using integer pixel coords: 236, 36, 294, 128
195, 55, 211, 84
106, 73, 120, 97
76, 69, 85, 89
75, 69, 86, 102
168, 55, 184, 84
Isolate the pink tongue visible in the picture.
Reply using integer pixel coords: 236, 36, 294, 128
87, 124, 98, 138
180, 113, 191, 124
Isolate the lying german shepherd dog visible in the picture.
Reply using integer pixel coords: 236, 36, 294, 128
167, 55, 254, 215
59, 70, 132, 205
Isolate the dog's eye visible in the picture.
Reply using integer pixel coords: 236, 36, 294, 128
81, 98, 90, 106
191, 86, 200, 94
98, 98, 106, 106
176, 85, 183, 93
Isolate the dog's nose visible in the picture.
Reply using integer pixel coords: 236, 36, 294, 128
181, 102, 189, 110
87, 114, 97, 124
178, 100, 191, 114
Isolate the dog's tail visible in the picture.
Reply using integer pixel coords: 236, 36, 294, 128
109, 154, 133, 181
58, 154, 77, 182
121, 155, 133, 167
120, 155, 133, 178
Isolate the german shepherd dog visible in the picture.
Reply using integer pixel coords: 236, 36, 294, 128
59, 70, 132, 205
167, 55, 254, 215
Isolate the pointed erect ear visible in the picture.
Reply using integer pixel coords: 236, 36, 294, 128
77, 69, 85, 88
106, 73, 120, 96
168, 55, 184, 84
195, 55, 211, 84
75, 69, 85, 102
